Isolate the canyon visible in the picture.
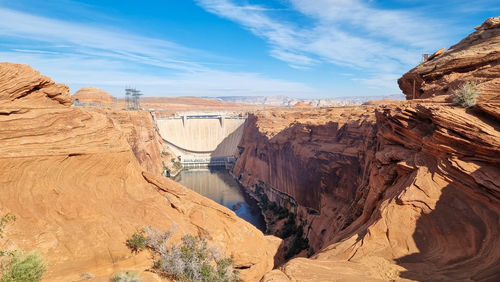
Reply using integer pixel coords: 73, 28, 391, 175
0, 16, 498, 282
233, 17, 500, 281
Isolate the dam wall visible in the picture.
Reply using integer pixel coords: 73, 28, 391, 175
154, 113, 246, 162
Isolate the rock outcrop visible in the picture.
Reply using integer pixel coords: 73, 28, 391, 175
398, 17, 500, 102
234, 18, 500, 281
0, 63, 279, 281
73, 86, 115, 106
0, 62, 72, 109
88, 108, 177, 176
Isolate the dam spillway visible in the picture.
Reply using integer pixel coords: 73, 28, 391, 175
153, 112, 246, 166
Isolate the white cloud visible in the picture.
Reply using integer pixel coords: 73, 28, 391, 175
0, 51, 318, 97
196, 0, 451, 89
0, 7, 319, 97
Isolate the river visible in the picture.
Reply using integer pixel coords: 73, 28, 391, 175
174, 168, 265, 232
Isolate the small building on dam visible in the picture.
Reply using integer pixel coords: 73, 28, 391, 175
153, 112, 246, 167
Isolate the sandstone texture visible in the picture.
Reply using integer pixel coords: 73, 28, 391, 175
234, 107, 377, 252
0, 63, 279, 281
0, 62, 72, 109
234, 18, 500, 281
73, 86, 115, 106
88, 108, 177, 176
398, 17, 500, 103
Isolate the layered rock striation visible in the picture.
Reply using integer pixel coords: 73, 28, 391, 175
398, 17, 500, 102
233, 108, 377, 251
235, 17, 500, 281
0, 62, 279, 281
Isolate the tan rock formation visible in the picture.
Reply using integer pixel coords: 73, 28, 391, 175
0, 62, 72, 109
73, 86, 115, 106
398, 16, 500, 102
88, 108, 176, 176
0, 62, 279, 281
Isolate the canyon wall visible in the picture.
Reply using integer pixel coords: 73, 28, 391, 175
0, 62, 280, 281
233, 108, 378, 251
235, 17, 500, 281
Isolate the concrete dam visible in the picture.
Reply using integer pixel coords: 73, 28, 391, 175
154, 112, 246, 166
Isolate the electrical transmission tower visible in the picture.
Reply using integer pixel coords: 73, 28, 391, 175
124, 87, 143, 110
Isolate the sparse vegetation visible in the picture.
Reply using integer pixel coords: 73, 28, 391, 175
127, 227, 240, 282
126, 231, 147, 254
0, 214, 15, 240
453, 81, 480, 108
110, 271, 141, 282
1, 251, 46, 282
285, 226, 309, 260
279, 214, 298, 239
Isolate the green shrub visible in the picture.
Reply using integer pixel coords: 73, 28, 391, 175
453, 81, 480, 108
126, 231, 147, 254
1, 251, 46, 282
110, 271, 141, 282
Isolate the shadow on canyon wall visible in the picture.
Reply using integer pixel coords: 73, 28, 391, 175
395, 166, 500, 281
211, 122, 245, 158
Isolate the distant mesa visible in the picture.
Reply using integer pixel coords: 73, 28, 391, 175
73, 87, 115, 106
217, 94, 405, 107
292, 101, 315, 108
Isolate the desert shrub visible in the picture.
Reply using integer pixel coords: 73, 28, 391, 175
0, 214, 16, 257
155, 234, 239, 282
126, 231, 147, 254
0, 214, 15, 239
138, 226, 239, 282
453, 81, 480, 108
110, 271, 141, 282
1, 251, 46, 282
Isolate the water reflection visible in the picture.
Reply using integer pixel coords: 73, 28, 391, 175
174, 168, 265, 231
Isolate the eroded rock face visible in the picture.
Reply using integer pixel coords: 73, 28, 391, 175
73, 86, 115, 106
244, 103, 500, 281
233, 108, 377, 251
0, 63, 279, 281
0, 62, 73, 109
398, 16, 500, 102
88, 108, 176, 176
238, 18, 500, 281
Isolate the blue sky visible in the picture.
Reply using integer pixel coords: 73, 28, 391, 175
0, 0, 498, 98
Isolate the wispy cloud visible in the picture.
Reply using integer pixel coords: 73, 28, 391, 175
195, 0, 454, 90
0, 7, 318, 97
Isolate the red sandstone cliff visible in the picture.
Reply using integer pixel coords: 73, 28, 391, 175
234, 17, 500, 281
0, 62, 280, 281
